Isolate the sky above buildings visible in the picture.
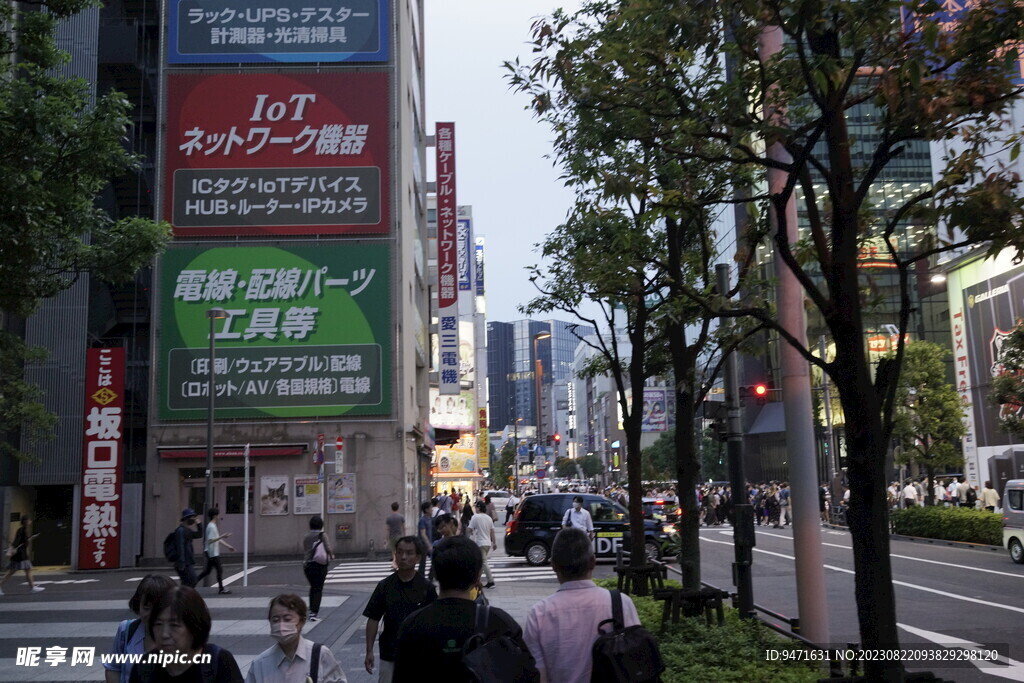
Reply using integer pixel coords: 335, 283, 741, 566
425, 1, 582, 324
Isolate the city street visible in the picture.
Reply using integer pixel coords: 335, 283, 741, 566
2, 522, 1021, 681
697, 524, 1024, 681
0, 525, 561, 682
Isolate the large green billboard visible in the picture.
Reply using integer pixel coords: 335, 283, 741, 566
158, 244, 390, 420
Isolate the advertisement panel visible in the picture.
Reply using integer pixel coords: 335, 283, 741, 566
435, 122, 460, 394
641, 388, 668, 432
167, 0, 388, 64
164, 72, 390, 236
293, 476, 323, 514
436, 446, 477, 475
259, 475, 290, 514
327, 473, 356, 513
78, 348, 125, 569
457, 217, 472, 291
947, 251, 1024, 486
158, 244, 390, 420
429, 388, 475, 431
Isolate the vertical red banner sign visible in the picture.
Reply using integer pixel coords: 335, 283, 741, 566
78, 347, 125, 569
435, 122, 460, 395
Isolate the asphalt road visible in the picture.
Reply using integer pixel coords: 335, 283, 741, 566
3, 523, 1020, 681
695, 524, 1024, 681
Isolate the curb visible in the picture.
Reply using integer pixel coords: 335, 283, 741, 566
822, 524, 1003, 553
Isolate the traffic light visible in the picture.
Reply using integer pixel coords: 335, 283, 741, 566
553, 433, 561, 443
713, 417, 728, 442
739, 383, 771, 405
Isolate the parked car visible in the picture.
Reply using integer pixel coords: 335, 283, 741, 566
504, 493, 677, 566
1003, 479, 1024, 564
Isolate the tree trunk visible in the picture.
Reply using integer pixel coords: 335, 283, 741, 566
667, 322, 701, 590
835, 340, 903, 681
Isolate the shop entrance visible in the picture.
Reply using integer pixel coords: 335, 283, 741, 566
181, 466, 255, 555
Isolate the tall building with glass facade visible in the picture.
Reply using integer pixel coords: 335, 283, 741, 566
486, 319, 594, 437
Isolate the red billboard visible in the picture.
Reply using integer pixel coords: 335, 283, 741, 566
78, 348, 125, 569
164, 72, 390, 236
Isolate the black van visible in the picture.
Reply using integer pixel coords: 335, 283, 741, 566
504, 493, 676, 566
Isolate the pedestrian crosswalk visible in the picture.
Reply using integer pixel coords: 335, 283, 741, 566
0, 594, 350, 681
325, 558, 558, 585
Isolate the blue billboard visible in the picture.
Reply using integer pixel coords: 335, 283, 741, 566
168, 0, 388, 64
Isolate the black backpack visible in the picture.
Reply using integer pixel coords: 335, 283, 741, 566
462, 603, 539, 682
591, 589, 664, 683
966, 486, 978, 505
163, 529, 180, 563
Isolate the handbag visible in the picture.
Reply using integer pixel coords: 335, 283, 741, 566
312, 534, 329, 565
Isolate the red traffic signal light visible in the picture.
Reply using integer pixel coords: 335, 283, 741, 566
553, 433, 561, 442
753, 384, 768, 398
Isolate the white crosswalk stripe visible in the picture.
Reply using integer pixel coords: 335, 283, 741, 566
325, 559, 557, 584
0, 594, 348, 681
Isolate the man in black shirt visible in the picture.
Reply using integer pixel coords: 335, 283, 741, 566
393, 536, 537, 682
364, 535, 437, 682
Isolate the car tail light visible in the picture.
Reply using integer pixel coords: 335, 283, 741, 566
507, 519, 518, 535
655, 499, 665, 505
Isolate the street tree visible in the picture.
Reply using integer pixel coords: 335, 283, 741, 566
887, 341, 966, 505
515, 0, 1024, 675
0, 0, 170, 458
508, 5, 759, 589
520, 201, 666, 583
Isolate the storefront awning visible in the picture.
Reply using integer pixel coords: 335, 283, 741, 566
433, 472, 483, 479
159, 445, 306, 459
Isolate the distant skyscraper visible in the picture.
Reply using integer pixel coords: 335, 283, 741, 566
486, 319, 593, 433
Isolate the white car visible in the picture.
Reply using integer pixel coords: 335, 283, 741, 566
482, 489, 511, 512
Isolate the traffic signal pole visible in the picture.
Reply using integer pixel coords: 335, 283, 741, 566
716, 264, 755, 619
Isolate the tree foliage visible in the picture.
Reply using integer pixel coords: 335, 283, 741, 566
512, 0, 1024, 671
888, 341, 966, 503
0, 0, 170, 458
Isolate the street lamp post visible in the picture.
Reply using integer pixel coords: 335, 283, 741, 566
513, 417, 524, 496
205, 307, 228, 515
532, 331, 551, 493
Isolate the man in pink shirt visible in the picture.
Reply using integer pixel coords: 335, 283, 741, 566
523, 528, 641, 683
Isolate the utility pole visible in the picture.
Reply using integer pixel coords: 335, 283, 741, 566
716, 264, 755, 618
760, 25, 830, 645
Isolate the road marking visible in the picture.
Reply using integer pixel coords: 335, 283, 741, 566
751, 530, 1023, 580
0, 596, 349, 612
898, 623, 1024, 680
222, 565, 264, 586
700, 537, 1024, 614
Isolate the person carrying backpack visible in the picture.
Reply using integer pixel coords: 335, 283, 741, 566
523, 528, 663, 683
392, 536, 537, 681
165, 508, 203, 588
245, 593, 346, 682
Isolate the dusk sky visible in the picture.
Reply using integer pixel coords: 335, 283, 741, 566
425, 1, 582, 324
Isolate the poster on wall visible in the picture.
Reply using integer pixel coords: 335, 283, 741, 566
428, 388, 474, 431
293, 476, 323, 514
641, 388, 668, 432
436, 446, 477, 475
167, 0, 388, 64
327, 473, 356, 513
78, 348, 125, 569
259, 475, 290, 515
158, 243, 390, 420
164, 72, 390, 236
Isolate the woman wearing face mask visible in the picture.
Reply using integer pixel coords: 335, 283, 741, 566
129, 585, 242, 682
245, 593, 346, 683
105, 574, 176, 683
